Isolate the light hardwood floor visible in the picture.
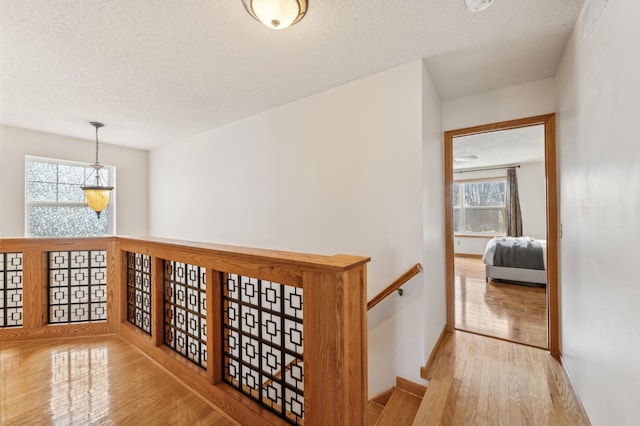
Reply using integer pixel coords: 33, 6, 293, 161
455, 256, 547, 348
424, 330, 590, 425
2, 331, 590, 424
0, 335, 235, 425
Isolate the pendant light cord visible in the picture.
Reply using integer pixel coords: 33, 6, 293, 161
95, 125, 100, 165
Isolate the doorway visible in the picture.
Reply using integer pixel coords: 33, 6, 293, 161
444, 114, 559, 356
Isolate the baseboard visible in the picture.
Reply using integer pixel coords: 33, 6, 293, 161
421, 325, 448, 380
559, 355, 592, 425
454, 253, 483, 259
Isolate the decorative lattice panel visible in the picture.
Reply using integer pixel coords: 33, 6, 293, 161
164, 261, 207, 369
222, 274, 304, 425
0, 252, 23, 327
126, 252, 152, 334
48, 250, 107, 323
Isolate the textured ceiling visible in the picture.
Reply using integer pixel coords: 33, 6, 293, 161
0, 0, 584, 150
453, 125, 545, 170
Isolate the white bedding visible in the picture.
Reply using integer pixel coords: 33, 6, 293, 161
482, 236, 547, 270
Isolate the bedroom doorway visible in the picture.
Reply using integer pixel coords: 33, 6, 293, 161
443, 114, 559, 356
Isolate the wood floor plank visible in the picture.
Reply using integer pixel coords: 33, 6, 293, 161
524, 347, 544, 424
474, 351, 492, 424
450, 331, 478, 425
421, 331, 590, 426
495, 345, 510, 426
454, 256, 548, 348
0, 336, 236, 425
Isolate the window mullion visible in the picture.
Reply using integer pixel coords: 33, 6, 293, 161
56, 163, 60, 203
461, 183, 466, 233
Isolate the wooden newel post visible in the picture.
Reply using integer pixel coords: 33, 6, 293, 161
21, 248, 46, 330
302, 260, 368, 425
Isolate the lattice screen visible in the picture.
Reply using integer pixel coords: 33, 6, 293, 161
48, 250, 107, 323
222, 273, 304, 424
0, 252, 23, 327
126, 252, 152, 334
164, 261, 207, 369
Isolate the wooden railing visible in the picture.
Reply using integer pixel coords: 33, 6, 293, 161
367, 263, 423, 311
0, 236, 370, 425
264, 261, 425, 399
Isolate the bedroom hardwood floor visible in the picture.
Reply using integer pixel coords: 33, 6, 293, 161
454, 256, 547, 348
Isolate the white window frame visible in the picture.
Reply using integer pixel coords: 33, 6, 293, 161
25, 156, 116, 237
453, 177, 506, 237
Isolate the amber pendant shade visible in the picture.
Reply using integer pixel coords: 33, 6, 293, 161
82, 187, 113, 218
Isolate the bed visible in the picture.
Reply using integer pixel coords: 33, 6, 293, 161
482, 236, 547, 285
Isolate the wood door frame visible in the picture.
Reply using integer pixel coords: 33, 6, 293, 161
444, 114, 559, 357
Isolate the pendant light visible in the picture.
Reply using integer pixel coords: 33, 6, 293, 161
242, 0, 308, 30
81, 122, 113, 218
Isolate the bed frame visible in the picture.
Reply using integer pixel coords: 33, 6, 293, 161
485, 265, 547, 285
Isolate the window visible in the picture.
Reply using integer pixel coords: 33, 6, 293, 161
453, 178, 506, 235
25, 156, 115, 237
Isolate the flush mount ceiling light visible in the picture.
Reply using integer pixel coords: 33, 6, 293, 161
466, 0, 494, 13
454, 154, 479, 165
81, 122, 114, 218
242, 0, 308, 30
454, 155, 478, 162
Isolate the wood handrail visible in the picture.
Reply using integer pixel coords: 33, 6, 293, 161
269, 262, 423, 391
367, 263, 423, 310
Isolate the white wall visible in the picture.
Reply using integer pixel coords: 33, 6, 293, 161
443, 78, 556, 131
453, 162, 546, 255
555, 1, 640, 424
0, 125, 149, 237
150, 61, 446, 395
421, 61, 447, 370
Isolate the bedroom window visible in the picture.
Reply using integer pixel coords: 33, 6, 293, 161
453, 179, 506, 236
25, 156, 115, 237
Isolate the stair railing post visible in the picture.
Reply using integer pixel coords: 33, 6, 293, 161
303, 264, 368, 425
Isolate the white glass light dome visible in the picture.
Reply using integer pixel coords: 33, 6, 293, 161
243, 0, 308, 30
466, 0, 494, 13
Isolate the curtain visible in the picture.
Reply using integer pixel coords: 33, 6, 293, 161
505, 167, 523, 237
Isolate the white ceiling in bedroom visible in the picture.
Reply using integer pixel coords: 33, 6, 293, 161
453, 124, 545, 170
